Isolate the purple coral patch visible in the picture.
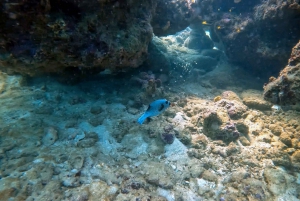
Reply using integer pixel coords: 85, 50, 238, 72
161, 133, 175, 144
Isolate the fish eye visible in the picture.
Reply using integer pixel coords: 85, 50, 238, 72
165, 101, 168, 104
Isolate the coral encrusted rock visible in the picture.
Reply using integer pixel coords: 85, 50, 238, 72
211, 0, 300, 75
184, 22, 214, 50
151, 0, 200, 36
202, 108, 241, 142
263, 41, 300, 106
289, 40, 300, 66
0, 0, 156, 75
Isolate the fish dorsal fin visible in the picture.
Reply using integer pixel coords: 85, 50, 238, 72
159, 103, 164, 112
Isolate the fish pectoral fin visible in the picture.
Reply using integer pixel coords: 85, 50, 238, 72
158, 104, 164, 112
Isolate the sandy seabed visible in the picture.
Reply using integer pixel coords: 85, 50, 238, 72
0, 62, 300, 201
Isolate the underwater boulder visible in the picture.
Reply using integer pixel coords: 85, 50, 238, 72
292, 150, 300, 163
221, 91, 242, 102
263, 41, 300, 107
151, 0, 192, 36
219, 99, 248, 120
289, 40, 300, 66
183, 34, 213, 51
202, 108, 240, 143
0, 0, 155, 75
242, 97, 272, 111
213, 0, 300, 76
146, 40, 171, 73
184, 22, 214, 51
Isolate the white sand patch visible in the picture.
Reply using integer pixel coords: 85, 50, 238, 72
121, 134, 149, 159
157, 188, 175, 201
164, 138, 188, 161
78, 121, 121, 155
172, 112, 188, 131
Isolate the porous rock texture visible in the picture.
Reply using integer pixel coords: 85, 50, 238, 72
263, 40, 300, 106
150, 0, 300, 77
1, 0, 300, 77
0, 0, 157, 75
211, 0, 300, 75
1, 60, 300, 200
0, 0, 210, 76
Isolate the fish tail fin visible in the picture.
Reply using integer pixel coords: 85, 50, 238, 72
137, 113, 148, 124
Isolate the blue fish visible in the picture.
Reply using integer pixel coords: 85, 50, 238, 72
137, 99, 171, 124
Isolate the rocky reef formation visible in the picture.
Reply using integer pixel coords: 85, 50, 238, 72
1, 61, 300, 200
182, 91, 249, 144
183, 22, 214, 51
263, 40, 300, 106
145, 33, 221, 79
211, 0, 300, 75
0, 0, 156, 75
1, 0, 300, 77
0, 0, 214, 76
0, 0, 217, 76
149, 0, 300, 78
151, 0, 193, 36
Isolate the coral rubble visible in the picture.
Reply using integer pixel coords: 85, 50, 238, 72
1, 62, 300, 200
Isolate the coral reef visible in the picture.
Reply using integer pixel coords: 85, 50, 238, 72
211, 0, 300, 75
0, 0, 299, 78
151, 0, 228, 36
1, 63, 300, 200
202, 109, 241, 142
131, 71, 164, 98
182, 92, 249, 144
0, 0, 156, 75
219, 99, 248, 120
242, 90, 272, 111
0, 0, 218, 76
160, 125, 176, 144
213, 96, 222, 102
151, 0, 192, 36
289, 40, 300, 66
264, 41, 300, 106
147, 34, 219, 80
1, 1, 300, 201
